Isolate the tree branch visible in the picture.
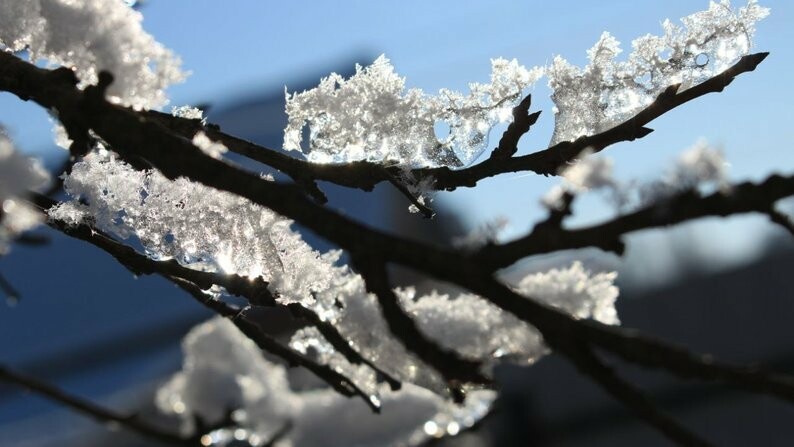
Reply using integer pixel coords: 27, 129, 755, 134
0, 364, 189, 445
478, 174, 794, 270
561, 345, 712, 447
28, 194, 388, 412
136, 54, 766, 194
3, 49, 792, 444
354, 258, 489, 400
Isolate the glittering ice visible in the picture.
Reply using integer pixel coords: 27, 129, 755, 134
547, 1, 768, 145
284, 55, 542, 168
402, 262, 619, 363
48, 152, 327, 283
51, 152, 621, 415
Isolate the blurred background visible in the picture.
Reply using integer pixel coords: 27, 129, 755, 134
1, 1, 793, 445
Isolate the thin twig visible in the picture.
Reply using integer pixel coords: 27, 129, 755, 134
561, 345, 712, 447
767, 207, 794, 237
354, 257, 489, 398
479, 175, 794, 270
0, 364, 188, 445
490, 94, 540, 160
233, 308, 381, 412
166, 276, 383, 413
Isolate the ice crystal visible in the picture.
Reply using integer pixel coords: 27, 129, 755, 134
51, 151, 620, 404
403, 262, 619, 363
0, 132, 50, 253
0, 0, 186, 109
548, 0, 768, 145
671, 139, 728, 187
192, 132, 228, 159
516, 261, 619, 325
284, 55, 542, 168
48, 152, 320, 281
172, 105, 205, 122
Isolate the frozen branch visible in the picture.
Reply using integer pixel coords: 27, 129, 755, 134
29, 193, 388, 412
3, 43, 793, 445
134, 53, 766, 197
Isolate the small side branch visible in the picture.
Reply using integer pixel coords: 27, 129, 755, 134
0, 364, 188, 445
232, 309, 381, 412
169, 277, 382, 413
490, 94, 540, 159
479, 175, 794, 270
286, 303, 402, 391
561, 345, 712, 447
575, 319, 794, 403
354, 258, 489, 399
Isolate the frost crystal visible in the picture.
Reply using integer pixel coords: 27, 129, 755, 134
192, 132, 228, 159
516, 261, 619, 325
49, 152, 315, 280
284, 55, 542, 168
0, 132, 50, 253
672, 139, 728, 187
404, 262, 619, 363
172, 105, 205, 122
0, 0, 186, 109
548, 0, 768, 145
560, 153, 617, 193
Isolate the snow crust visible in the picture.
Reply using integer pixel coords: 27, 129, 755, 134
284, 56, 542, 168
546, 0, 767, 145
0, 0, 186, 109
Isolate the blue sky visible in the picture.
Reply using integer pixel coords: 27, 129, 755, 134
2, 0, 792, 276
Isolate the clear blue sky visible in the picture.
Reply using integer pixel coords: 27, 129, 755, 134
2, 0, 792, 277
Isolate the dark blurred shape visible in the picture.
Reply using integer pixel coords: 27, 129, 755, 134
476, 248, 794, 447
